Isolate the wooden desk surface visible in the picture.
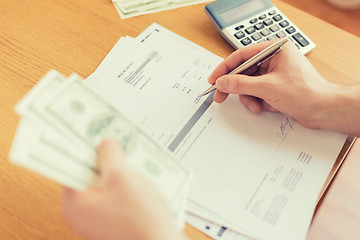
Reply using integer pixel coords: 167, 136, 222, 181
1, 1, 360, 239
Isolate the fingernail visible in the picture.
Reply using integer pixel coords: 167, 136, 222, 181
99, 138, 117, 150
216, 77, 226, 91
248, 104, 256, 113
101, 138, 113, 146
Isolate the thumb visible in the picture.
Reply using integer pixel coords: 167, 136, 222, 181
96, 138, 125, 179
215, 73, 274, 98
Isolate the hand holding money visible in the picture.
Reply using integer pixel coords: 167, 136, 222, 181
63, 138, 189, 240
10, 70, 191, 229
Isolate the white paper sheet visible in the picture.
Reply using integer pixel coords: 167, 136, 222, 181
85, 23, 347, 240
186, 212, 255, 240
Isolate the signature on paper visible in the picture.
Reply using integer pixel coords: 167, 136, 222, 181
277, 117, 295, 137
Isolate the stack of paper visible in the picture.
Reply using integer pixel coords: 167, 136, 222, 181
85, 23, 347, 240
112, 0, 211, 19
10, 70, 192, 229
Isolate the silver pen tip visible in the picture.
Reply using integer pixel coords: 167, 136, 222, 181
194, 96, 202, 103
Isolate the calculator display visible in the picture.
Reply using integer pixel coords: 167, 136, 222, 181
220, 0, 265, 24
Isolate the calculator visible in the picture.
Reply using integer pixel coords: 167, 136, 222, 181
205, 0, 316, 55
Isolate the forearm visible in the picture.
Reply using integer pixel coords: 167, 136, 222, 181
319, 84, 360, 137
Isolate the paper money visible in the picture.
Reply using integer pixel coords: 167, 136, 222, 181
112, 0, 211, 19
10, 119, 94, 190
10, 70, 191, 229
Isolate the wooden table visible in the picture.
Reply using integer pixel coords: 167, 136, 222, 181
1, 1, 360, 239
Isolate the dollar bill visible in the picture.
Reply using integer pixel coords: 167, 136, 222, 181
10, 119, 95, 190
117, 0, 164, 14
10, 70, 191, 229
113, 0, 211, 19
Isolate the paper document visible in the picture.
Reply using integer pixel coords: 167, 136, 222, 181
85, 23, 347, 240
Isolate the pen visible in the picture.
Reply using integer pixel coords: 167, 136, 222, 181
198, 38, 288, 98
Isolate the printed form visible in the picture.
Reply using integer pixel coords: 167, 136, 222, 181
85, 24, 347, 240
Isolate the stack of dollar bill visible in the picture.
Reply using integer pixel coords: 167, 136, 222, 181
112, 0, 211, 19
10, 70, 192, 229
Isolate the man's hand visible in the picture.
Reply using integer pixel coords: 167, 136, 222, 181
63, 139, 188, 240
208, 41, 360, 136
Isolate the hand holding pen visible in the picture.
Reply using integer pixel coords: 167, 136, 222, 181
199, 38, 288, 98
204, 39, 341, 131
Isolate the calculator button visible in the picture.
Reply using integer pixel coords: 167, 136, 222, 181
286, 26, 296, 34
292, 33, 310, 47
260, 28, 271, 36
241, 37, 252, 46
259, 14, 266, 20
245, 26, 256, 34
235, 25, 244, 31
251, 32, 263, 41
273, 14, 283, 22
270, 25, 280, 32
234, 31, 245, 39
276, 31, 286, 38
268, 10, 276, 15
263, 19, 273, 26
279, 20, 289, 28
267, 35, 278, 40
254, 23, 265, 30
250, 18, 258, 24
257, 39, 267, 43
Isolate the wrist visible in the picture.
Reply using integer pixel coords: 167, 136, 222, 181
318, 84, 360, 136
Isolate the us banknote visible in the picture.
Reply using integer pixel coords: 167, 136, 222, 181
113, 0, 211, 19
10, 70, 191, 229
